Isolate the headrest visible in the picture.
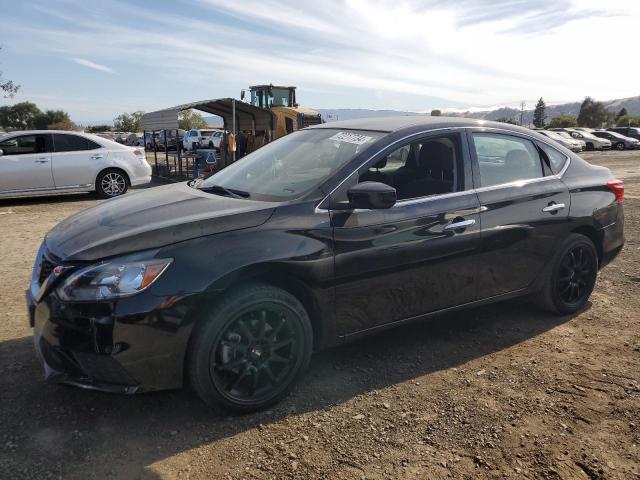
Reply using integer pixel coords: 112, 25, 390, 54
372, 157, 387, 169
505, 149, 533, 168
418, 141, 453, 172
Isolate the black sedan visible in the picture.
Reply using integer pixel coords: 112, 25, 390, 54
27, 117, 625, 412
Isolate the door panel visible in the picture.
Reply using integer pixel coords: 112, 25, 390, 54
51, 134, 103, 188
0, 134, 54, 193
469, 130, 571, 299
476, 180, 570, 298
333, 192, 482, 336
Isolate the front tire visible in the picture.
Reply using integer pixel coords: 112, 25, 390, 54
96, 169, 129, 198
585, 143, 594, 151
533, 233, 598, 315
188, 284, 313, 412
615, 142, 625, 151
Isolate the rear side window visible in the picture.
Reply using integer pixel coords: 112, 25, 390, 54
538, 143, 568, 174
0, 134, 50, 155
53, 134, 100, 152
472, 133, 543, 187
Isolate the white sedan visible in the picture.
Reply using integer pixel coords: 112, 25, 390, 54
0, 130, 152, 198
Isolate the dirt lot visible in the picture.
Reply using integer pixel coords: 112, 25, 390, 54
1, 151, 639, 480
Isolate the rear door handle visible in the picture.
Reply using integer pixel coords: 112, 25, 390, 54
542, 202, 565, 213
91, 154, 104, 160
35, 158, 49, 163
444, 218, 476, 231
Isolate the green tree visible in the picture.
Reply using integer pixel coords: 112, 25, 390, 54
615, 107, 628, 121
113, 111, 144, 132
532, 97, 546, 128
33, 110, 72, 129
0, 101, 42, 129
430, 109, 442, 117
495, 116, 516, 124
0, 46, 20, 98
178, 109, 208, 130
547, 114, 578, 128
615, 115, 640, 127
577, 96, 608, 127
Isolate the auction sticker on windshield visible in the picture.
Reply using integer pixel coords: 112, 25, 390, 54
329, 132, 374, 145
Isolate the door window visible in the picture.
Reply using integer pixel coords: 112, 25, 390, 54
472, 133, 543, 187
358, 135, 462, 200
53, 134, 100, 152
0, 135, 50, 155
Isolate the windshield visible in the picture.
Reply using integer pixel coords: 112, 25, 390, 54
199, 129, 384, 200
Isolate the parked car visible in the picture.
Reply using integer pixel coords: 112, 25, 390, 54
607, 126, 640, 141
564, 129, 612, 151
537, 130, 584, 152
125, 133, 144, 147
553, 131, 587, 151
183, 129, 217, 151
28, 118, 624, 412
0, 130, 151, 198
592, 130, 640, 150
156, 130, 185, 151
205, 130, 224, 150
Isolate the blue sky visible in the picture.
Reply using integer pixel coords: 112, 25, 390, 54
1, 0, 639, 124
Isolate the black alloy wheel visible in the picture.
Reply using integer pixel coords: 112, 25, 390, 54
534, 233, 598, 315
557, 245, 596, 306
188, 284, 312, 411
211, 304, 304, 405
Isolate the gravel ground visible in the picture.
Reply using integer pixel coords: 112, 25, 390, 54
0, 151, 639, 479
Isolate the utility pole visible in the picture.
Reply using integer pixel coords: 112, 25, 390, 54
519, 101, 526, 126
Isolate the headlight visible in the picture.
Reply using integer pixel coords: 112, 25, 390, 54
57, 258, 172, 301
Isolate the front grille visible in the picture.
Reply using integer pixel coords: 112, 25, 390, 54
38, 257, 56, 284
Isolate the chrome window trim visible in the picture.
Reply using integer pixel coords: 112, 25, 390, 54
314, 126, 571, 214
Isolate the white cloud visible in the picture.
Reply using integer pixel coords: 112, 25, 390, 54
4, 0, 640, 120
72, 58, 114, 74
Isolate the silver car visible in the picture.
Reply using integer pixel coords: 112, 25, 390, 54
0, 130, 152, 198
537, 130, 584, 152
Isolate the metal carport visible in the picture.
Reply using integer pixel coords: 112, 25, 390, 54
140, 98, 275, 180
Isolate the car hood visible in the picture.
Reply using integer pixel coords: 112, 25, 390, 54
45, 183, 278, 262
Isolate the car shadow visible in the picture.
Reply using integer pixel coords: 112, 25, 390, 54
0, 298, 582, 478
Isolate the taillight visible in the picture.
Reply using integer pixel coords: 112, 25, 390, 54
607, 179, 624, 204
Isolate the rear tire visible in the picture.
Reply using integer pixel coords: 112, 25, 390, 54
96, 169, 129, 198
585, 143, 594, 151
533, 233, 598, 315
187, 284, 313, 412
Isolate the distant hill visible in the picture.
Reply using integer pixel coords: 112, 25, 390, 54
317, 95, 640, 125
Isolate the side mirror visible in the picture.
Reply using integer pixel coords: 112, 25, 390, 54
347, 182, 397, 210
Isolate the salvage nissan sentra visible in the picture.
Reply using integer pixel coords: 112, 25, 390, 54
27, 117, 624, 411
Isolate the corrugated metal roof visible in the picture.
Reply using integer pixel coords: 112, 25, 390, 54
140, 99, 275, 132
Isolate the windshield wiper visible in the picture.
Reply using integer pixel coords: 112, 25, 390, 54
197, 184, 250, 199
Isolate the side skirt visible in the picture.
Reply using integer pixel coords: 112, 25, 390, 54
339, 288, 530, 343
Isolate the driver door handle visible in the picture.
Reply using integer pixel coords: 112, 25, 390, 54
542, 202, 565, 213
444, 218, 476, 231
35, 158, 49, 163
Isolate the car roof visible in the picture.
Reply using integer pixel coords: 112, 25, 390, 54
308, 116, 535, 134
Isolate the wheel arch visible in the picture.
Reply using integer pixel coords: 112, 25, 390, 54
96, 166, 131, 186
571, 224, 603, 265
191, 262, 331, 353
